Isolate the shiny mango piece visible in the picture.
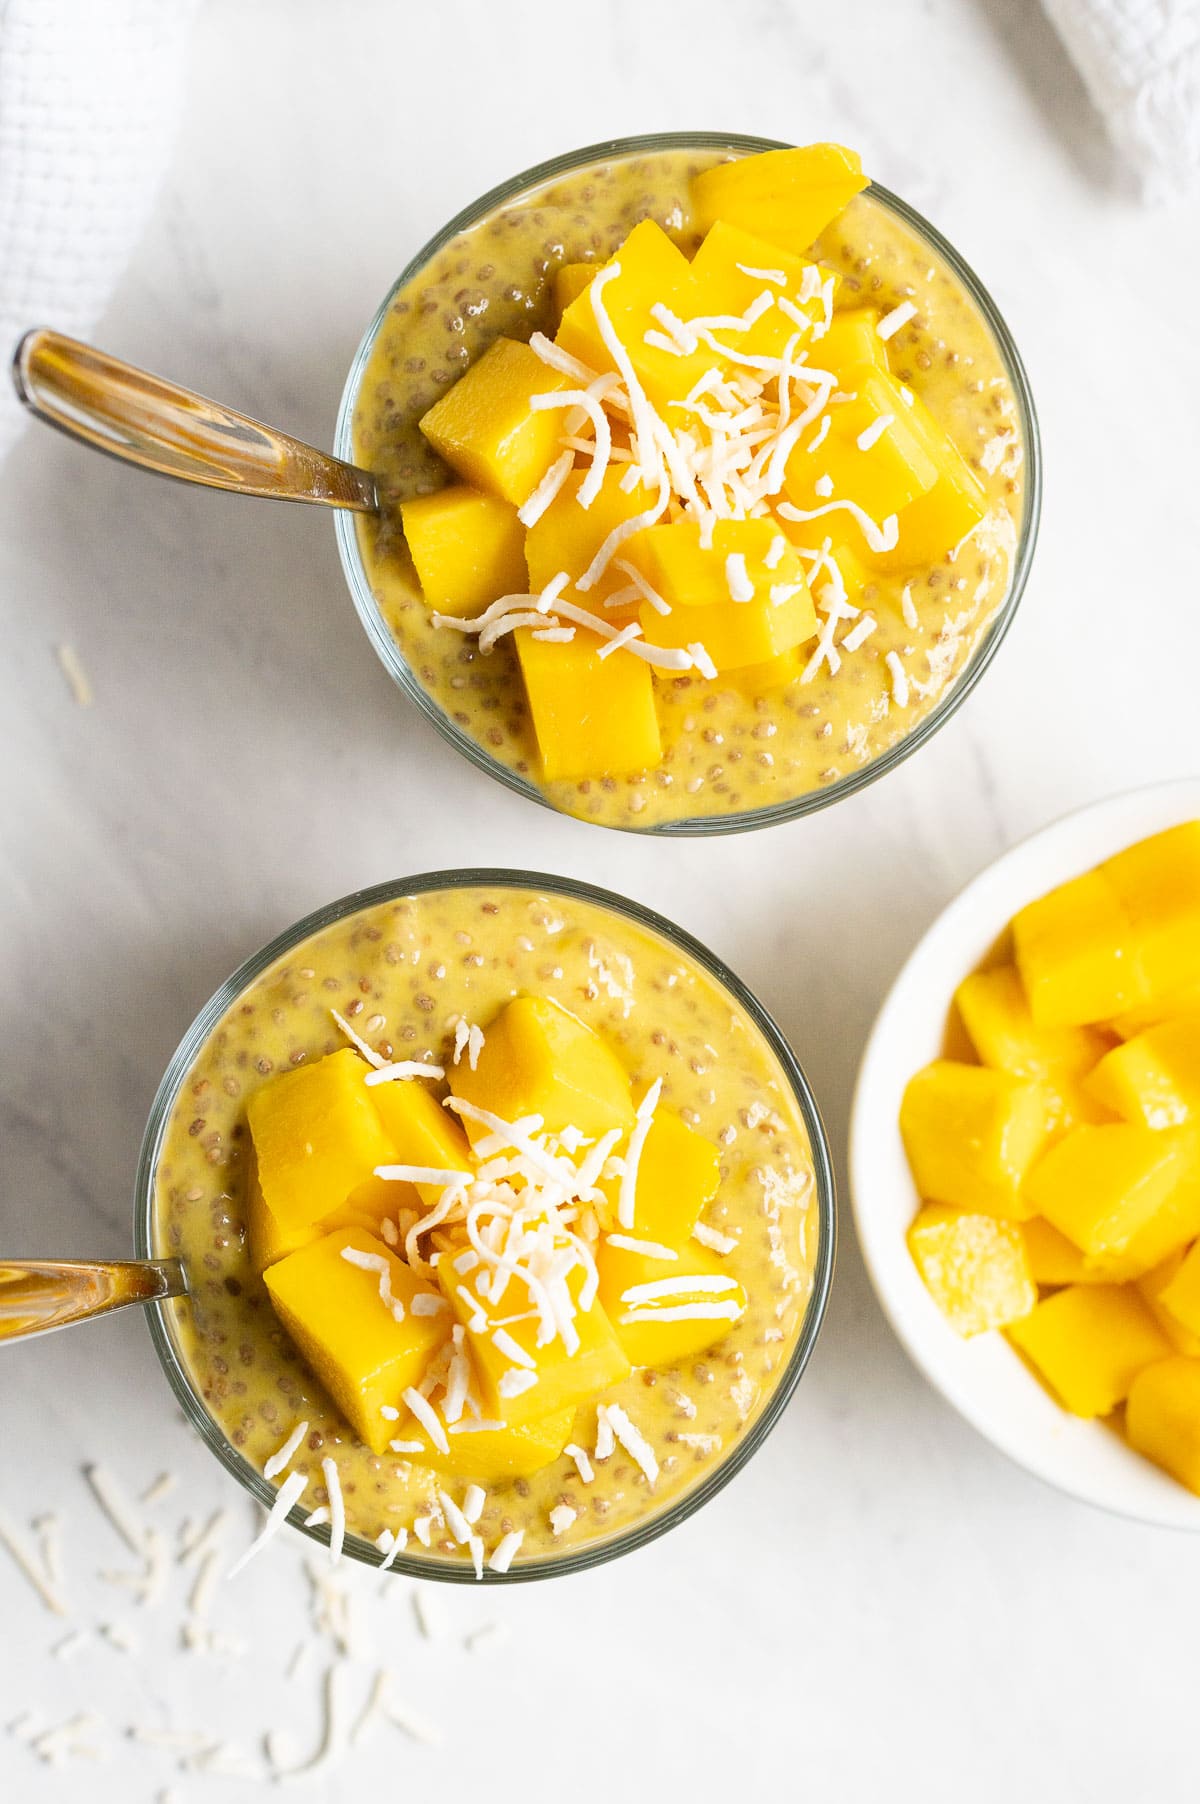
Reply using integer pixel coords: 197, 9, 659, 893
419, 336, 573, 506
552, 262, 595, 323
1103, 822, 1200, 1002
556, 218, 717, 411
816, 308, 885, 378
452, 995, 635, 1142
1019, 1217, 1096, 1287
1110, 979, 1200, 1040
722, 646, 804, 695
1007, 1283, 1169, 1417
899, 1060, 1048, 1219
626, 517, 807, 610
596, 1240, 747, 1367
956, 965, 1106, 1081
399, 485, 527, 617
687, 221, 832, 360
1127, 1356, 1200, 1493
1012, 868, 1148, 1029
776, 526, 870, 613
368, 1077, 472, 1208
265, 1228, 448, 1454
1158, 1237, 1200, 1339
873, 432, 988, 572
783, 367, 940, 524
691, 143, 868, 256
1083, 1171, 1200, 1282
1086, 1017, 1200, 1130
598, 1107, 721, 1247
396, 1407, 577, 1484
632, 526, 817, 671
439, 1257, 631, 1429
524, 464, 661, 613
907, 1204, 1036, 1338
246, 1049, 396, 1239
955, 964, 1112, 1137
514, 624, 662, 783
1139, 1253, 1200, 1356
1025, 1124, 1196, 1258
246, 1158, 395, 1276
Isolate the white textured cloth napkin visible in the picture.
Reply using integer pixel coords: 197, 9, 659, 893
1041, 0, 1200, 196
0, 0, 198, 458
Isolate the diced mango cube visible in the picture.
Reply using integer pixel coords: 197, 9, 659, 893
515, 625, 662, 782
1007, 1283, 1169, 1416
439, 1257, 630, 1429
1085, 1171, 1200, 1281
723, 646, 805, 695
955, 964, 1112, 1137
783, 367, 939, 525
626, 517, 806, 609
1012, 868, 1147, 1028
688, 221, 832, 360
552, 262, 595, 322
691, 143, 868, 256
367, 1077, 472, 1208
1019, 1217, 1095, 1287
1103, 822, 1200, 1002
1110, 980, 1200, 1040
816, 309, 885, 379
246, 1050, 396, 1239
556, 219, 717, 411
1158, 1237, 1200, 1339
264, 1229, 448, 1454
419, 336, 573, 506
907, 1204, 1036, 1337
1086, 1017, 1200, 1129
626, 516, 816, 671
524, 464, 661, 612
956, 965, 1105, 1080
396, 1406, 577, 1483
1138, 1253, 1200, 1356
1024, 1123, 1195, 1257
598, 1107, 720, 1247
451, 995, 635, 1141
899, 1060, 1048, 1219
246, 1157, 396, 1276
596, 1241, 747, 1367
399, 485, 527, 617
873, 433, 988, 572
1126, 1356, 1200, 1492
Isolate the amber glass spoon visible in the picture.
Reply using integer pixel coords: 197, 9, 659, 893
11, 328, 378, 509
0, 1258, 186, 1342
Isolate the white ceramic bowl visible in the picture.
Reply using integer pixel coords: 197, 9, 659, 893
850, 776, 1200, 1530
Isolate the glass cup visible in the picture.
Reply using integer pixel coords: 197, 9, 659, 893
333, 131, 1041, 836
133, 868, 836, 1583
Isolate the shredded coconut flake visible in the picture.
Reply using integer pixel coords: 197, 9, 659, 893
877, 300, 917, 340
226, 1470, 307, 1580
330, 1009, 387, 1068
599, 1403, 659, 1487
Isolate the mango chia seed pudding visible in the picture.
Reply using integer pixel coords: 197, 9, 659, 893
345, 137, 1030, 830
149, 878, 828, 1578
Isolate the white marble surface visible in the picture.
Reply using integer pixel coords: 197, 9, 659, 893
3, 1, 1199, 1797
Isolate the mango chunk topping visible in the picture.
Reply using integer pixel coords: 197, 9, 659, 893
400, 485, 527, 617
265, 1229, 448, 1455
246, 1048, 396, 1239
1127, 1356, 1200, 1493
690, 143, 868, 254
899, 1059, 1048, 1219
1007, 1284, 1169, 1417
906, 1205, 1035, 1337
450, 995, 635, 1141
419, 336, 573, 506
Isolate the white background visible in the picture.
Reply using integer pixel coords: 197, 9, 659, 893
2, 1, 1198, 1798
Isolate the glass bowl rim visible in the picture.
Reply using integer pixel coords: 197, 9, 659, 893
332, 128, 1042, 837
133, 866, 837, 1584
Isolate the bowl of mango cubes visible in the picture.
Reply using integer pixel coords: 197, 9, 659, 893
334, 132, 1037, 833
850, 778, 1200, 1528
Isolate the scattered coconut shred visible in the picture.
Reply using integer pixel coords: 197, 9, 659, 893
1, 1454, 517, 1785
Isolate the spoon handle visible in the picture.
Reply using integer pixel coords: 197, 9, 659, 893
11, 328, 378, 511
0, 1257, 187, 1343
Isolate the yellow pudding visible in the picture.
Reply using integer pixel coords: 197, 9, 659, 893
349, 138, 1028, 828
151, 881, 825, 1573
898, 822, 1200, 1495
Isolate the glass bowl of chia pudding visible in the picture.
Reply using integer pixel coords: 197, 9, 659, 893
134, 869, 835, 1583
334, 130, 1040, 835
